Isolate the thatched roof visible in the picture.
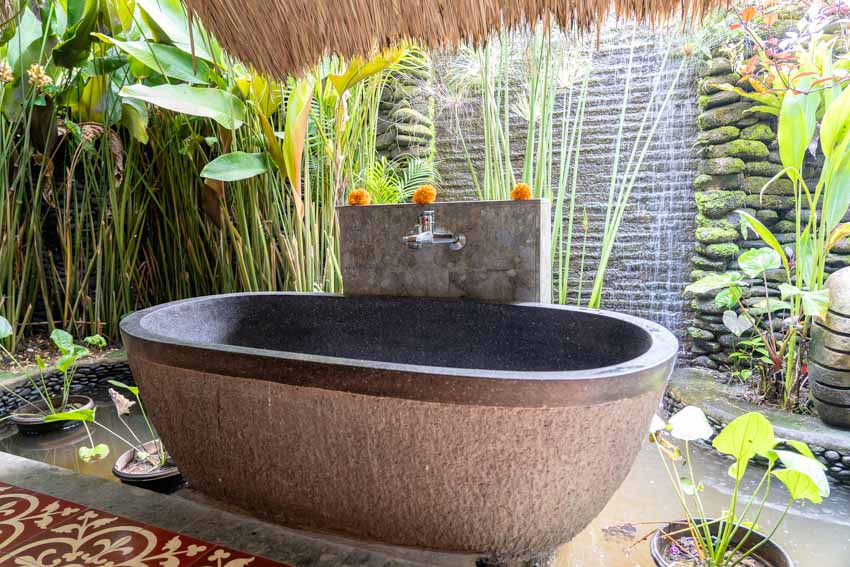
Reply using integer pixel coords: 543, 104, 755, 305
184, 0, 722, 78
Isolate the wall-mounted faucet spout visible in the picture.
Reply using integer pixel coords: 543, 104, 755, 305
402, 210, 466, 250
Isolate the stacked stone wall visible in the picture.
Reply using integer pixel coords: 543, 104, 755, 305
376, 60, 435, 161
688, 54, 850, 369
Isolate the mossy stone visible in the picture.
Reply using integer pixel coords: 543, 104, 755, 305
699, 73, 742, 95
691, 298, 726, 314
693, 255, 729, 271
690, 269, 710, 281
696, 242, 740, 260
695, 190, 746, 218
696, 126, 740, 146
688, 327, 716, 341
741, 123, 775, 142
694, 173, 743, 191
390, 107, 431, 126
699, 157, 745, 176
696, 213, 738, 231
698, 102, 755, 130
743, 194, 795, 209
699, 90, 740, 110
755, 209, 779, 225
745, 161, 784, 177
831, 237, 850, 254
695, 225, 739, 244
742, 176, 794, 195
694, 340, 722, 354
702, 139, 770, 160
699, 57, 733, 78
773, 220, 796, 233
395, 123, 433, 139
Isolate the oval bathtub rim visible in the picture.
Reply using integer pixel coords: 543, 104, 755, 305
120, 292, 679, 407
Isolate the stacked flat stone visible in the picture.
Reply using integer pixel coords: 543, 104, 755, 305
688, 52, 850, 368
810, 268, 850, 428
376, 59, 435, 161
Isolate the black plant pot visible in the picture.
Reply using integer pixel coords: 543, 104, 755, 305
650, 520, 793, 567
112, 440, 184, 494
10, 395, 95, 436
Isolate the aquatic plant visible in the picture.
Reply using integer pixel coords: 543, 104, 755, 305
649, 406, 829, 566
412, 184, 437, 204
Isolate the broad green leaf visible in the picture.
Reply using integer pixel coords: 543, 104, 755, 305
738, 248, 781, 278
778, 283, 800, 300
50, 329, 75, 354
328, 47, 404, 94
0, 316, 11, 339
737, 211, 790, 276
773, 469, 823, 503
108, 379, 139, 396
200, 152, 270, 182
715, 286, 743, 309
258, 112, 286, 176
781, 439, 816, 460
79, 443, 110, 462
122, 98, 148, 144
92, 34, 209, 84
821, 80, 850, 160
775, 450, 830, 501
120, 84, 245, 130
55, 345, 89, 372
84, 334, 106, 348
801, 289, 830, 319
749, 298, 793, 315
7, 8, 47, 70
712, 412, 775, 465
282, 78, 313, 218
135, 0, 215, 61
236, 74, 282, 116
44, 407, 96, 422
778, 76, 818, 174
669, 406, 713, 441
680, 477, 696, 496
823, 154, 850, 231
684, 272, 743, 295
52, 0, 99, 69
723, 310, 753, 337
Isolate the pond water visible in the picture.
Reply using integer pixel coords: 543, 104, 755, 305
2, 390, 848, 566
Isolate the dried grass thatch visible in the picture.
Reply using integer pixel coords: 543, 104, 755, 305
184, 0, 724, 78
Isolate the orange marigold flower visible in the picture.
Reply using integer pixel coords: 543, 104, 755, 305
347, 188, 372, 206
510, 183, 532, 200
412, 184, 437, 205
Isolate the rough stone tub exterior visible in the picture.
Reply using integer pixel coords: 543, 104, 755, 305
120, 293, 678, 559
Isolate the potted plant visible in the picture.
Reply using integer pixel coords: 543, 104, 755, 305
0, 316, 104, 435
46, 380, 182, 493
647, 406, 830, 567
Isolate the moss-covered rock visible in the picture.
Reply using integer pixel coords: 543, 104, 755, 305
741, 123, 775, 142
742, 176, 794, 195
693, 255, 729, 271
395, 123, 433, 139
696, 126, 740, 146
699, 90, 740, 110
699, 157, 745, 175
691, 298, 726, 314
696, 190, 746, 218
694, 173, 743, 191
695, 225, 739, 244
390, 107, 431, 125
773, 220, 796, 233
696, 213, 738, 231
745, 161, 784, 177
698, 73, 742, 95
755, 209, 779, 225
688, 327, 716, 341
696, 242, 741, 260
702, 139, 770, 160
699, 57, 733, 78
690, 269, 710, 281
743, 194, 795, 209
698, 102, 757, 130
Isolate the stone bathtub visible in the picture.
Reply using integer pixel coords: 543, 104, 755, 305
120, 292, 678, 559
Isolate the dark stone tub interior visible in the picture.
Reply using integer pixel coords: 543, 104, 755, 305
139, 294, 652, 372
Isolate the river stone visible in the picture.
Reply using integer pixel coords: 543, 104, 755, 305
688, 327, 715, 341
699, 90, 740, 110
742, 176, 794, 195
699, 157, 745, 176
396, 123, 433, 139
696, 213, 739, 231
699, 73, 742, 95
694, 173, 743, 191
693, 339, 722, 353
695, 225, 739, 244
396, 134, 429, 147
755, 209, 779, 225
741, 123, 775, 142
391, 107, 431, 126
695, 190, 746, 217
699, 57, 733, 77
832, 238, 850, 254
772, 220, 795, 233
702, 139, 770, 160
692, 356, 719, 369
743, 194, 795, 209
718, 334, 739, 348
745, 161, 784, 177
693, 256, 728, 271
696, 126, 740, 145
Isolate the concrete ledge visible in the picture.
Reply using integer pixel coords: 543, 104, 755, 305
665, 367, 850, 485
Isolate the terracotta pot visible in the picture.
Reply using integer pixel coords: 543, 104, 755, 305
112, 439, 183, 494
10, 395, 94, 436
650, 520, 793, 567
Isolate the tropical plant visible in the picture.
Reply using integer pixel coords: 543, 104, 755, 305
649, 406, 829, 567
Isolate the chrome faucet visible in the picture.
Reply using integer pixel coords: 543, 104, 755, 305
402, 210, 466, 250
